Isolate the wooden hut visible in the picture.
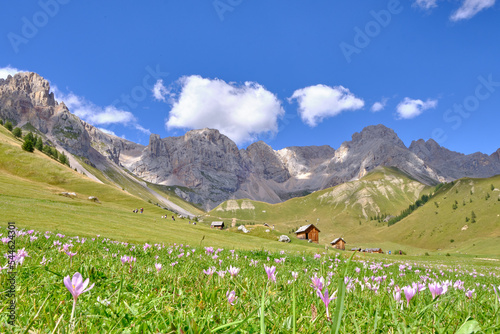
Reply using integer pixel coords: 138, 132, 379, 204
211, 221, 225, 230
330, 237, 346, 250
294, 224, 320, 243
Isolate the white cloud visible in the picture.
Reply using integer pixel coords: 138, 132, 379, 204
371, 98, 388, 112
52, 86, 136, 126
97, 128, 116, 136
396, 97, 438, 119
153, 79, 171, 102
134, 124, 151, 135
413, 0, 439, 10
450, 0, 495, 21
165, 75, 285, 145
0, 66, 25, 79
289, 84, 364, 127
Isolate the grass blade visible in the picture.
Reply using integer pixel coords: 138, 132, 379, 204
260, 288, 266, 334
293, 283, 296, 334
330, 252, 355, 334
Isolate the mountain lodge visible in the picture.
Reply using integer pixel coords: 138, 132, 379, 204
211, 221, 225, 230
330, 237, 346, 250
294, 224, 320, 243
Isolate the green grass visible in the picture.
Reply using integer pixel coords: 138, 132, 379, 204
1, 228, 499, 332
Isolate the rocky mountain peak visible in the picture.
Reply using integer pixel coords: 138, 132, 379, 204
492, 148, 500, 161
0, 72, 55, 107
351, 124, 405, 148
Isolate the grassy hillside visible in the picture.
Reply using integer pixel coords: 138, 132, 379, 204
209, 167, 500, 256
383, 176, 500, 255
0, 125, 325, 252
207, 167, 435, 251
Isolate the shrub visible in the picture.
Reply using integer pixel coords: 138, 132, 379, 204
0, 119, 3, 125
450, 239, 454, 243
446, 253, 451, 256
35, 136, 43, 151
59, 152, 69, 166
4, 121, 13, 131
22, 137, 35, 152
12, 127, 22, 138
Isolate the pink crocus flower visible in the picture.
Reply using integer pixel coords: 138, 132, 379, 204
203, 267, 216, 276
64, 272, 94, 326
492, 285, 500, 302
66, 251, 77, 266
428, 282, 445, 299
64, 272, 94, 300
465, 289, 475, 299
316, 287, 337, 322
393, 286, 402, 303
402, 285, 417, 307
264, 265, 276, 283
228, 265, 240, 278
226, 290, 238, 305
311, 275, 325, 291
217, 270, 227, 278
155, 263, 163, 272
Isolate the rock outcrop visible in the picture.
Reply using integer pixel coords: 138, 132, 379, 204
2, 72, 500, 210
409, 139, 500, 180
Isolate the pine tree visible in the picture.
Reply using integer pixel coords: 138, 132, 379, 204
22, 136, 35, 152
4, 121, 13, 131
59, 152, 69, 166
35, 136, 43, 151
471, 211, 476, 223
12, 127, 22, 138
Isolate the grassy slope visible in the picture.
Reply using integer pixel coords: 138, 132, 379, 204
209, 168, 500, 256
383, 176, 500, 256
208, 167, 431, 249
72, 156, 204, 216
0, 125, 322, 252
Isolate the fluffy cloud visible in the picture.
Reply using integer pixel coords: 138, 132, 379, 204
289, 84, 364, 127
0, 66, 24, 79
52, 87, 136, 126
396, 97, 438, 119
153, 79, 170, 102
97, 128, 116, 136
450, 0, 496, 21
165, 75, 284, 145
413, 0, 438, 9
371, 98, 388, 112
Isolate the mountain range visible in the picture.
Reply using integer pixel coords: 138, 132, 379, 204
1, 72, 499, 210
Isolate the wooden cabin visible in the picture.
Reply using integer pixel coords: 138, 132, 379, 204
330, 237, 346, 250
211, 221, 225, 230
294, 224, 320, 243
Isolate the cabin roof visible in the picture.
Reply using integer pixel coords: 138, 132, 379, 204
294, 224, 320, 234
211, 221, 224, 226
330, 237, 346, 244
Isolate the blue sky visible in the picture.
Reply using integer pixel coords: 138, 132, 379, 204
0, 0, 499, 155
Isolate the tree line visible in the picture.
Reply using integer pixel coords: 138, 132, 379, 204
1, 119, 69, 166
